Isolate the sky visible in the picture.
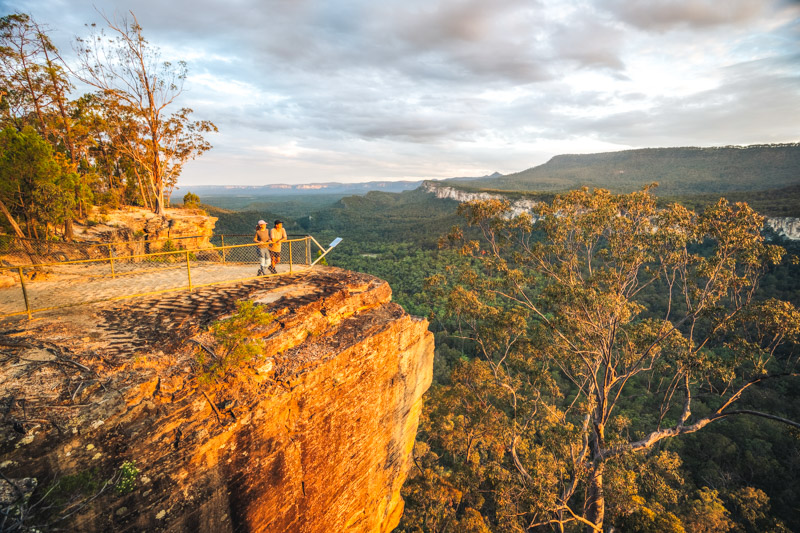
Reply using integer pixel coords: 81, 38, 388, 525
1, 0, 799, 186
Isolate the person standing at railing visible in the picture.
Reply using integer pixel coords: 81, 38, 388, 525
268, 220, 287, 274
254, 220, 271, 276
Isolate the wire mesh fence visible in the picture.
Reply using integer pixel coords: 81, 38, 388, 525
0, 235, 326, 319
0, 234, 213, 267
207, 235, 314, 266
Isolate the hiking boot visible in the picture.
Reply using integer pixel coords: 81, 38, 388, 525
269, 266, 278, 274
257, 268, 265, 276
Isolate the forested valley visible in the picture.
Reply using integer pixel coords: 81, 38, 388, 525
208, 184, 800, 533
2, 9, 799, 532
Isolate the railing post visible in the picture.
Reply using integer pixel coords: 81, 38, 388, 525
289, 241, 293, 274
221, 234, 226, 264
18, 266, 31, 320
306, 237, 310, 265
108, 244, 116, 278
185, 251, 193, 291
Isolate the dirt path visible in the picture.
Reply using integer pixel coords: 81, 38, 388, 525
0, 262, 303, 317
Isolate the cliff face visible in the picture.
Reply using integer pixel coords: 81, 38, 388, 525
0, 268, 433, 532
422, 181, 539, 218
424, 182, 800, 240
76, 206, 218, 252
766, 217, 800, 240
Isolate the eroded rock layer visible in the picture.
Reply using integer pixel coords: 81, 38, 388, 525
0, 268, 433, 532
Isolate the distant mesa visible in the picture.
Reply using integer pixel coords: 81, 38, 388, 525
449, 143, 800, 196
178, 180, 425, 197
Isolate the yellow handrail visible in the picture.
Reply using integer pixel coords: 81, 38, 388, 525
0, 236, 328, 319
0, 238, 311, 273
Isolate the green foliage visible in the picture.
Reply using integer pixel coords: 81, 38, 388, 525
115, 461, 139, 495
183, 191, 200, 207
400, 188, 800, 532
667, 183, 800, 218
74, 15, 217, 215
161, 239, 177, 253
41, 467, 101, 516
683, 488, 734, 533
195, 300, 273, 384
209, 188, 468, 321
207, 184, 800, 532
0, 126, 76, 237
0, 12, 216, 226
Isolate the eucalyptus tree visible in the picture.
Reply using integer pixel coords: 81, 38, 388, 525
74, 12, 216, 215
410, 187, 799, 532
0, 13, 95, 234
0, 13, 50, 131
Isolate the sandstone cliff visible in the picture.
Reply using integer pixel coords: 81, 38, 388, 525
424, 181, 800, 240
75, 206, 218, 254
0, 268, 433, 532
766, 217, 800, 240
422, 181, 539, 219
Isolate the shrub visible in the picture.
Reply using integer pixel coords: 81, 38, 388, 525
195, 300, 274, 384
116, 461, 139, 495
183, 191, 200, 208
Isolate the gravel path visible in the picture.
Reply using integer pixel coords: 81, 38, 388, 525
0, 262, 302, 317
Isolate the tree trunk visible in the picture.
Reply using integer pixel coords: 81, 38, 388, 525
0, 197, 27, 239
0, 197, 40, 262
585, 461, 605, 533
154, 181, 165, 215
134, 168, 151, 210
64, 217, 74, 241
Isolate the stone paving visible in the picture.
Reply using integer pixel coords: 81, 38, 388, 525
0, 261, 305, 317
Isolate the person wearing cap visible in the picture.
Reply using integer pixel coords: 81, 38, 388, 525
253, 219, 271, 276
268, 220, 288, 274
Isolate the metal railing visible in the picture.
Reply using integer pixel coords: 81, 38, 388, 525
0, 233, 214, 266
0, 235, 334, 320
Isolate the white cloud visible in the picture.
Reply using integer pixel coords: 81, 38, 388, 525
1, 0, 797, 185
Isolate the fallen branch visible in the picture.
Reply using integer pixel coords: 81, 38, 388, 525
200, 390, 223, 424
187, 338, 218, 360
716, 409, 800, 430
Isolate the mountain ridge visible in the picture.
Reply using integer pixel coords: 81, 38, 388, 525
449, 143, 800, 195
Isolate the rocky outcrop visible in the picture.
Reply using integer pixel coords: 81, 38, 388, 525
422, 181, 538, 218
0, 268, 433, 532
0, 207, 218, 268
74, 206, 218, 254
766, 217, 800, 240
424, 182, 800, 240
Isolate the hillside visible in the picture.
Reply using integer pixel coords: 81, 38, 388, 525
208, 188, 462, 247
455, 143, 800, 195
177, 180, 425, 211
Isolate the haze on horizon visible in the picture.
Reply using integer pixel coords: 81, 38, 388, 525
2, 0, 799, 187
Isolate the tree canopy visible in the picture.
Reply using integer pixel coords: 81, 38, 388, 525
402, 187, 800, 532
0, 11, 216, 237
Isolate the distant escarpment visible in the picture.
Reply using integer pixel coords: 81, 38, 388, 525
456, 143, 800, 196
422, 181, 540, 219
423, 181, 800, 240
0, 268, 433, 532
766, 217, 800, 240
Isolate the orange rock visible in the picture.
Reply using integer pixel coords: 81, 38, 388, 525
0, 269, 433, 532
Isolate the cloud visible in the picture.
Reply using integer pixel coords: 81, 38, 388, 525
549, 17, 626, 70
560, 54, 800, 146
0, 0, 797, 185
600, 0, 769, 31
